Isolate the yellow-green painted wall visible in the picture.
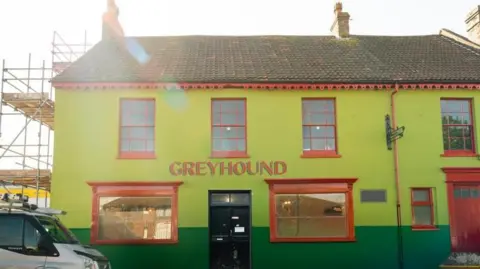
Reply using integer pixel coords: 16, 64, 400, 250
51, 89, 479, 229
51, 88, 480, 269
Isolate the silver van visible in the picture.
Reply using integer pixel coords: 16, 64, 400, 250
0, 195, 111, 269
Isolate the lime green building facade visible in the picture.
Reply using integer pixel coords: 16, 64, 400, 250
50, 88, 478, 269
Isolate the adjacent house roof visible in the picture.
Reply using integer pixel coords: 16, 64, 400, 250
52, 34, 480, 84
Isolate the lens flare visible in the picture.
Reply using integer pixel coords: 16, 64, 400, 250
164, 83, 188, 111
125, 37, 150, 65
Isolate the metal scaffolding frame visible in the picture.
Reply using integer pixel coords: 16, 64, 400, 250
0, 31, 91, 205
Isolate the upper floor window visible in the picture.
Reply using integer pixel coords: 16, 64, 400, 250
119, 98, 155, 159
211, 99, 248, 158
301, 98, 339, 158
265, 178, 357, 242
441, 99, 476, 156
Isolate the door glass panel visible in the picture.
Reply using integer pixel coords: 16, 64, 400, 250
461, 189, 471, 198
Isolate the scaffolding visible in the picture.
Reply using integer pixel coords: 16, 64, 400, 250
0, 31, 92, 205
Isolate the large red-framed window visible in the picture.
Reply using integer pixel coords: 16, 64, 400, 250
87, 181, 183, 245
410, 188, 436, 230
265, 178, 357, 242
211, 98, 248, 158
301, 98, 339, 158
119, 98, 156, 159
440, 99, 476, 157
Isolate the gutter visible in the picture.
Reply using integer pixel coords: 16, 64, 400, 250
391, 83, 404, 269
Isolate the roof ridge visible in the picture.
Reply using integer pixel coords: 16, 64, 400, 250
439, 29, 480, 57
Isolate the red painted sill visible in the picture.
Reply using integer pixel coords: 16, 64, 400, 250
91, 239, 178, 245
411, 225, 438, 231
301, 151, 342, 158
271, 237, 355, 243
117, 152, 157, 160
441, 150, 478, 158
210, 151, 250, 159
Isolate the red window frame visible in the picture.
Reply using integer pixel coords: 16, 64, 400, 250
301, 98, 340, 158
410, 188, 436, 230
440, 98, 476, 157
87, 181, 183, 245
118, 98, 156, 159
210, 98, 249, 158
265, 178, 357, 242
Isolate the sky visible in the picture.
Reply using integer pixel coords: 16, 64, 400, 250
0, 0, 478, 170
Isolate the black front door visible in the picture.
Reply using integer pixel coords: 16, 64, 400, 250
208, 191, 251, 269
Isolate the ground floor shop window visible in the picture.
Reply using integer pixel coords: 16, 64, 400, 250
87, 181, 183, 245
264, 178, 357, 242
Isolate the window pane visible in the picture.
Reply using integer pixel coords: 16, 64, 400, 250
146, 140, 155, 152
443, 126, 473, 151
212, 100, 246, 125
303, 113, 335, 125
213, 127, 245, 139
24, 220, 41, 248
211, 193, 230, 204
121, 127, 154, 140
441, 100, 470, 113
121, 140, 130, 151
306, 138, 335, 151
302, 100, 334, 112
121, 100, 155, 126
412, 205, 432, 225
0, 217, 23, 246
302, 100, 335, 125
129, 140, 146, 151
302, 138, 311, 150
237, 139, 246, 151
412, 190, 429, 202
212, 112, 245, 125
98, 196, 172, 240
275, 193, 347, 238
212, 139, 238, 151
303, 126, 334, 138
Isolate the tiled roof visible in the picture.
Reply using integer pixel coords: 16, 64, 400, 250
52, 34, 480, 84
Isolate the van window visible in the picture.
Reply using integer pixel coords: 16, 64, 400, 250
0, 216, 24, 246
23, 220, 41, 249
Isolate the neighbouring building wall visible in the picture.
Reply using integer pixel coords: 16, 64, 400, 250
51, 88, 480, 269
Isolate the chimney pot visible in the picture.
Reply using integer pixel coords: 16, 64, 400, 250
466, 5, 480, 44
102, 0, 124, 40
334, 2, 343, 15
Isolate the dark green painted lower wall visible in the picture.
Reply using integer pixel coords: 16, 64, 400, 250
72, 226, 450, 269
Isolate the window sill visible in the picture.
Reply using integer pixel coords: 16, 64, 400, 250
411, 226, 438, 231
270, 237, 355, 243
117, 153, 157, 160
91, 239, 178, 245
441, 152, 478, 158
301, 151, 342, 158
210, 152, 250, 159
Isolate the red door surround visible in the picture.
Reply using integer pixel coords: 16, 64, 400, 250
442, 167, 480, 252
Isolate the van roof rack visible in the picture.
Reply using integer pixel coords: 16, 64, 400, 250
0, 198, 66, 216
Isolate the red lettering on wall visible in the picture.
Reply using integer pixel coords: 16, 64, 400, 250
168, 161, 288, 176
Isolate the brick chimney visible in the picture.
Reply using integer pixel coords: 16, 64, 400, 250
466, 6, 480, 44
102, 0, 124, 40
330, 2, 350, 38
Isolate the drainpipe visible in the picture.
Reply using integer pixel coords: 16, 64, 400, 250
391, 83, 404, 269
